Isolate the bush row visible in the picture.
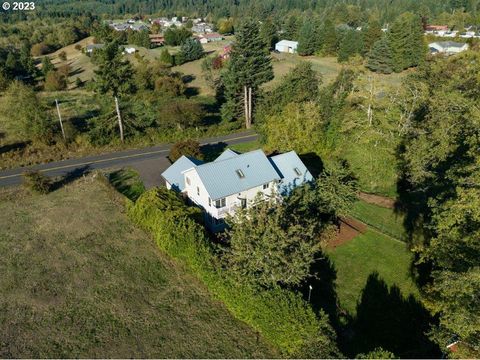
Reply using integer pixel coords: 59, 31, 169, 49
127, 188, 339, 357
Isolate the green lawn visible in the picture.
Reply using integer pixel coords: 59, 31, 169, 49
0, 179, 274, 358
229, 139, 262, 153
327, 230, 417, 314
351, 200, 406, 241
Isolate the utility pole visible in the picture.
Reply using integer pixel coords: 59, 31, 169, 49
55, 99, 66, 141
114, 96, 124, 143
244, 85, 253, 129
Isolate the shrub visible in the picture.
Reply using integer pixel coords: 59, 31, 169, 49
58, 51, 67, 61
74, 44, 82, 51
127, 188, 341, 357
23, 171, 52, 194
44, 71, 67, 91
169, 139, 203, 162
31, 42, 50, 56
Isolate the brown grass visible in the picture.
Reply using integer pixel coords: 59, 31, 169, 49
0, 178, 275, 358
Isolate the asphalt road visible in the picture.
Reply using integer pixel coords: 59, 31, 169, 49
0, 131, 258, 188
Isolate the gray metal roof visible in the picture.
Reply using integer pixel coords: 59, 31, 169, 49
215, 149, 239, 162
431, 41, 467, 48
269, 151, 313, 194
194, 149, 281, 200
161, 156, 203, 192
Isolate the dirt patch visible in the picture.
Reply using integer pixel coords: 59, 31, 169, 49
328, 217, 368, 249
358, 192, 395, 209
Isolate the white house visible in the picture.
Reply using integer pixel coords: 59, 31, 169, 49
162, 149, 313, 231
429, 41, 469, 55
275, 40, 298, 54
123, 47, 137, 54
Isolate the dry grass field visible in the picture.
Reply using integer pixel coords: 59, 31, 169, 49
0, 177, 274, 358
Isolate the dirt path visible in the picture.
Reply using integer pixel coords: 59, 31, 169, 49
358, 192, 395, 209
328, 217, 368, 249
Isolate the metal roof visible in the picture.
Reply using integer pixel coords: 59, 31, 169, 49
276, 40, 299, 47
214, 149, 239, 162
161, 156, 203, 192
430, 41, 468, 48
193, 149, 281, 200
269, 151, 313, 194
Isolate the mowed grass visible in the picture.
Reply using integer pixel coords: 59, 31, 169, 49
351, 200, 406, 241
0, 179, 274, 358
327, 230, 418, 314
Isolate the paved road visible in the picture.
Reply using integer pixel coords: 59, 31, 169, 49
0, 131, 258, 188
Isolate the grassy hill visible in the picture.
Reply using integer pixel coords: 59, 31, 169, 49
0, 178, 274, 358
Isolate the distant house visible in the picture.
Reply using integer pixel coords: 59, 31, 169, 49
123, 47, 137, 54
86, 44, 105, 54
130, 24, 149, 32
429, 41, 469, 55
162, 149, 313, 232
149, 34, 165, 46
199, 33, 223, 43
275, 40, 298, 54
425, 25, 449, 32
111, 23, 130, 32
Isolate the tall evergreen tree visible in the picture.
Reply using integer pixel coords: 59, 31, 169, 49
260, 18, 278, 50
284, 15, 300, 40
297, 21, 318, 56
221, 19, 273, 127
366, 37, 394, 74
321, 19, 338, 55
388, 13, 426, 72
94, 41, 136, 142
41, 56, 55, 77
338, 30, 362, 62
176, 37, 204, 64
362, 19, 383, 54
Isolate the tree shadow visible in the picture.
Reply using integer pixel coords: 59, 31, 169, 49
299, 152, 324, 178
345, 272, 441, 358
184, 86, 200, 98
0, 141, 30, 155
296, 254, 344, 329
70, 109, 101, 133
200, 141, 228, 162
69, 67, 85, 77
50, 165, 91, 191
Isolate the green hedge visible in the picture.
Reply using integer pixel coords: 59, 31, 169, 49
127, 188, 339, 357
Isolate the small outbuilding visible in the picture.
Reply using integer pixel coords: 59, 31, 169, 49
275, 40, 298, 54
429, 41, 469, 55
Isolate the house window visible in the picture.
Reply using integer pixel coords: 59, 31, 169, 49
294, 167, 302, 176
235, 169, 245, 179
197, 186, 200, 196
186, 177, 191, 185
263, 183, 269, 190
240, 198, 247, 209
215, 198, 226, 208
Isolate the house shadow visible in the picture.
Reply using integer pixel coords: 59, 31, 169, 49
50, 165, 91, 191
345, 272, 441, 358
200, 141, 228, 162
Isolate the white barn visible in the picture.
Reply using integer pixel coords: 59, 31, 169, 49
275, 40, 298, 54
162, 149, 313, 232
